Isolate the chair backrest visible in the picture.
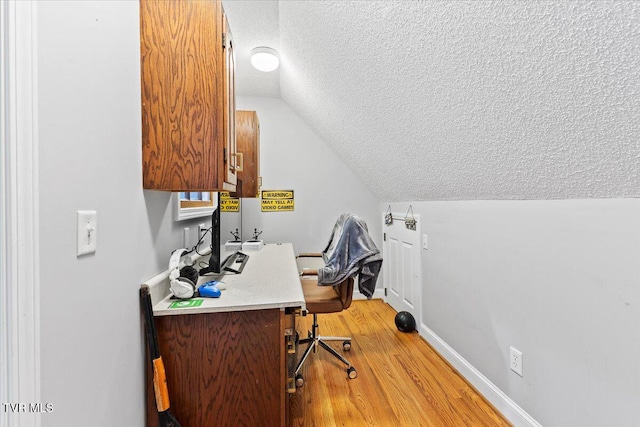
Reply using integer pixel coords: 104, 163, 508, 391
335, 277, 354, 310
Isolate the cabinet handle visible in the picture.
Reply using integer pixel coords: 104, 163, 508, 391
234, 152, 244, 171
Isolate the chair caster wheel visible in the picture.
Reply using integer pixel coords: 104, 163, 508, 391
343, 341, 351, 351
295, 374, 304, 387
347, 367, 357, 379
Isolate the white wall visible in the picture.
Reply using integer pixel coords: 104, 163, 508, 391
231, 96, 382, 260
36, 2, 209, 425
384, 199, 640, 427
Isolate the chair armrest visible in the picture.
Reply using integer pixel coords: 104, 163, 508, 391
297, 254, 324, 273
297, 253, 323, 258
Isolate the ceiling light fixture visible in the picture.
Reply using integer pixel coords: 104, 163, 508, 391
250, 46, 280, 72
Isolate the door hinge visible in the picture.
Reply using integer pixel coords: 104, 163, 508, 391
222, 33, 226, 49
383, 232, 386, 241
384, 288, 387, 296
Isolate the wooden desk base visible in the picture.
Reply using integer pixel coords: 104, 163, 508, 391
146, 308, 295, 427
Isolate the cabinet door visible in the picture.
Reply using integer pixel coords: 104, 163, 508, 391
235, 111, 261, 198
147, 309, 288, 427
222, 9, 238, 191
140, 0, 236, 192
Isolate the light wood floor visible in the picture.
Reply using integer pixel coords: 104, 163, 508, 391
290, 300, 512, 427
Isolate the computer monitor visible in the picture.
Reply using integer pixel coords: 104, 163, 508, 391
199, 194, 221, 275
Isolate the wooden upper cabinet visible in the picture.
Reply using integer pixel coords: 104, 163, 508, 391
235, 111, 261, 198
140, 0, 237, 192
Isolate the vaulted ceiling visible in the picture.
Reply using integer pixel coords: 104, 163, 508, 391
223, 1, 640, 202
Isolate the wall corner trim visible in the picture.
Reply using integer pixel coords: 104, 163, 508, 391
1, 1, 41, 425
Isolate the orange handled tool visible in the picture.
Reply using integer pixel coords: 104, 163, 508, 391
141, 286, 182, 427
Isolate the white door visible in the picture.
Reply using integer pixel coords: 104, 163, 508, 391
382, 213, 421, 328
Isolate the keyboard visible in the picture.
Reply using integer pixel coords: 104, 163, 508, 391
222, 251, 249, 274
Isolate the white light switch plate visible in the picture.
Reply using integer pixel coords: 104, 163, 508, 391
422, 234, 428, 250
77, 210, 97, 256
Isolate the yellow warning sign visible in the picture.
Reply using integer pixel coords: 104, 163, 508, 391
261, 190, 294, 212
220, 192, 239, 212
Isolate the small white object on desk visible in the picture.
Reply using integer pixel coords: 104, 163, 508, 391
225, 240, 242, 251
242, 240, 263, 251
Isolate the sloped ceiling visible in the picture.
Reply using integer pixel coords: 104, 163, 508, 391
223, 1, 640, 202
224, 0, 280, 98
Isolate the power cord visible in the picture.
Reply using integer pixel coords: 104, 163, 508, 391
185, 226, 212, 257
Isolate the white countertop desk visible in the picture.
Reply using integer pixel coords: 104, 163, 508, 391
152, 242, 306, 316
143, 242, 304, 427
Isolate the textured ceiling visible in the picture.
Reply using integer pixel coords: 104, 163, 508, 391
224, 1, 640, 201
223, 0, 280, 98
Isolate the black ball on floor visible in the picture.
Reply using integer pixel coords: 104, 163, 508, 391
394, 311, 416, 332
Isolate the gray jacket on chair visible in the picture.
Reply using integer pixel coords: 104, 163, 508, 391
317, 213, 383, 299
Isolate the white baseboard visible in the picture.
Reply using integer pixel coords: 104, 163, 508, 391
419, 323, 542, 427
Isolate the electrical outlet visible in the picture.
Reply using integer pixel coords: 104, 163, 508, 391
510, 346, 523, 376
197, 223, 209, 247
198, 223, 208, 242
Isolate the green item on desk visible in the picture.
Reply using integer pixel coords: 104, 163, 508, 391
169, 299, 204, 309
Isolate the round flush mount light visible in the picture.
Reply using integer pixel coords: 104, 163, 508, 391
250, 46, 280, 72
